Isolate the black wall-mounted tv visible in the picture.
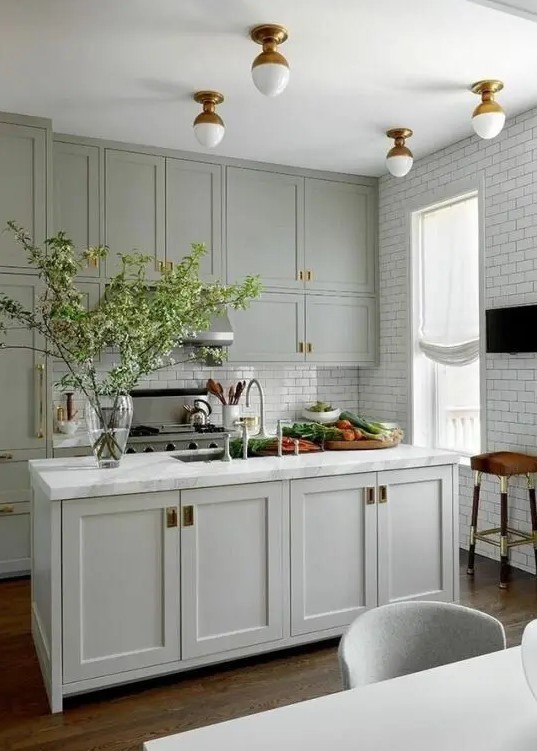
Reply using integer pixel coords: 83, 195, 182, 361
486, 304, 537, 353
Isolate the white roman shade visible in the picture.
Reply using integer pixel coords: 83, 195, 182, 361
418, 195, 479, 366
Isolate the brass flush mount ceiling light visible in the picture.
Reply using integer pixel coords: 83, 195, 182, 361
471, 80, 505, 140
250, 24, 290, 97
192, 91, 225, 148
386, 128, 414, 177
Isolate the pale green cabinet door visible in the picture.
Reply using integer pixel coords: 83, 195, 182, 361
104, 150, 165, 278
226, 167, 305, 290
305, 179, 376, 294
166, 159, 222, 280
227, 292, 306, 363
305, 294, 377, 364
0, 274, 47, 451
0, 123, 47, 270
53, 141, 101, 277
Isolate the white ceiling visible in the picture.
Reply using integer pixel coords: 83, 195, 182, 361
2, 0, 537, 176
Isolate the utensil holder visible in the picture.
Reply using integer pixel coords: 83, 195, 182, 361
222, 405, 241, 430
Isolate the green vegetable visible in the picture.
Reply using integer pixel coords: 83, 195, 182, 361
339, 411, 384, 435
307, 401, 333, 413
229, 437, 277, 459
282, 422, 343, 443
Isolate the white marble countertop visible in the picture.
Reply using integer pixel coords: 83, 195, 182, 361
30, 444, 459, 501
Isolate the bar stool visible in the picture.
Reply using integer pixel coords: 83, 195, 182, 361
467, 451, 537, 589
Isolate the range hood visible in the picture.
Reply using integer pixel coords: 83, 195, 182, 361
181, 311, 234, 348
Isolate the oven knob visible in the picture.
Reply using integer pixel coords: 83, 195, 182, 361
209, 442, 218, 448
188, 441, 199, 450
126, 447, 137, 454
144, 446, 155, 453
165, 443, 176, 452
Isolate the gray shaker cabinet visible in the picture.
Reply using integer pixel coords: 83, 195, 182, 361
53, 140, 101, 277
166, 158, 222, 280
0, 122, 48, 271
226, 167, 305, 291
104, 149, 165, 279
304, 179, 376, 294
305, 294, 377, 364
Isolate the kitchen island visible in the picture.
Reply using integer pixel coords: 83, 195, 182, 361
29, 445, 459, 712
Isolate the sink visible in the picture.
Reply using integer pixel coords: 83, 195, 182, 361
172, 448, 224, 463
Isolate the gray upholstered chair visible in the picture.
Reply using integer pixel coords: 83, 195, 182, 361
338, 600, 506, 690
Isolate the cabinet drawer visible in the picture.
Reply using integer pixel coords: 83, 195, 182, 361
0, 450, 45, 505
0, 506, 30, 577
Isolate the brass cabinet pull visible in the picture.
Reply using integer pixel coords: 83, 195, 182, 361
298, 341, 305, 354
156, 259, 166, 273
35, 363, 45, 439
182, 505, 194, 527
0, 505, 15, 514
379, 485, 388, 504
298, 270, 304, 282
166, 507, 178, 528
364, 487, 376, 505
306, 270, 312, 282
166, 261, 174, 272
306, 342, 313, 354
0, 453, 13, 461
87, 256, 98, 269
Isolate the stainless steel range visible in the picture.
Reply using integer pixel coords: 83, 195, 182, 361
126, 388, 228, 457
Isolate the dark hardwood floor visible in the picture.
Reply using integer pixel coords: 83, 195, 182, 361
1, 551, 536, 751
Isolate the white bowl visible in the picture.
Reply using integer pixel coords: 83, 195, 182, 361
301, 407, 341, 424
57, 420, 80, 435
522, 619, 537, 702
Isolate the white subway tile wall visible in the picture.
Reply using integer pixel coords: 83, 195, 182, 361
53, 358, 359, 432
360, 105, 537, 574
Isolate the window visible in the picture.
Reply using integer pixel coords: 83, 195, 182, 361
411, 193, 481, 455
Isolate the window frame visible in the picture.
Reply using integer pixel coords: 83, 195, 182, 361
407, 177, 486, 456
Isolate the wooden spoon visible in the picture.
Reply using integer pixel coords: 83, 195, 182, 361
228, 384, 235, 406
207, 379, 226, 405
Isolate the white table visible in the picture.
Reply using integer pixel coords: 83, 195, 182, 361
144, 648, 537, 751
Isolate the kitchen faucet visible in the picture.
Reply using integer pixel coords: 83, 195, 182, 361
245, 379, 270, 438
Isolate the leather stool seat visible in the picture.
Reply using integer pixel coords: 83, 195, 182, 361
471, 451, 537, 477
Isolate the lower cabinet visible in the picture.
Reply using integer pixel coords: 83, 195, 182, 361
62, 492, 180, 683
55, 465, 456, 702
181, 482, 284, 658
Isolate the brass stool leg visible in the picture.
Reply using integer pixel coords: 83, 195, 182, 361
467, 471, 482, 575
500, 475, 509, 589
528, 473, 537, 576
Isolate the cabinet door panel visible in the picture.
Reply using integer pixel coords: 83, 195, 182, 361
226, 168, 304, 289
305, 180, 375, 294
181, 482, 284, 658
0, 275, 47, 451
104, 150, 165, 278
290, 474, 377, 636
0, 503, 30, 578
53, 141, 100, 277
306, 295, 376, 364
377, 466, 454, 605
227, 292, 305, 363
62, 492, 180, 682
166, 159, 222, 280
0, 123, 47, 270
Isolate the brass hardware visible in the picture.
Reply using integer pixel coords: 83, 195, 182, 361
306, 342, 313, 354
156, 260, 166, 273
500, 536, 508, 557
250, 24, 289, 72
166, 261, 174, 272
365, 487, 376, 505
471, 80, 504, 121
182, 505, 194, 527
528, 473, 535, 490
499, 475, 508, 494
378, 485, 388, 504
386, 128, 413, 161
166, 507, 178, 528
469, 527, 476, 546
475, 526, 534, 549
87, 256, 98, 269
298, 341, 305, 354
0, 453, 13, 461
36, 363, 45, 438
474, 470, 482, 487
306, 270, 312, 282
298, 270, 304, 281
193, 91, 225, 131
0, 505, 14, 514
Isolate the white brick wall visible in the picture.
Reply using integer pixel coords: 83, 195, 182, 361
360, 105, 537, 574
54, 358, 359, 432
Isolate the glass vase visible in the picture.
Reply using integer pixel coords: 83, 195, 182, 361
85, 394, 133, 469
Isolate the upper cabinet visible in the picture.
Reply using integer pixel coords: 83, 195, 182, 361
226, 167, 305, 290
0, 121, 48, 271
306, 295, 377, 365
104, 149, 165, 278
166, 159, 222, 280
305, 179, 376, 294
53, 141, 101, 277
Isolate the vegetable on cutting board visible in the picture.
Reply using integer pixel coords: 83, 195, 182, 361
229, 436, 321, 459
337, 411, 400, 441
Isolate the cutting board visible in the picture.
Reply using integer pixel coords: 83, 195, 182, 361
325, 438, 401, 450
